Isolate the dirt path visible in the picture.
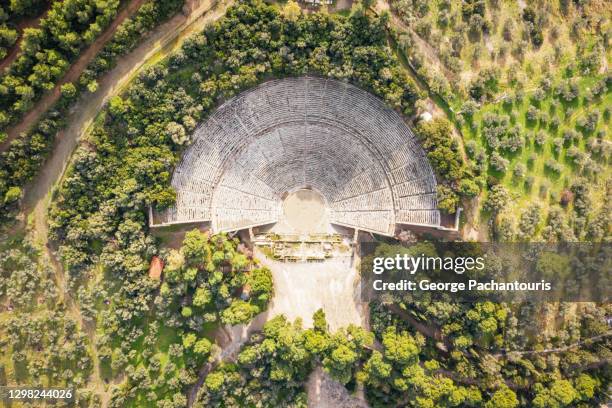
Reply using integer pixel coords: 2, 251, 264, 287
186, 313, 268, 406
17, 0, 230, 405
378, 1, 455, 82
22, 0, 229, 217
387, 302, 611, 361
493, 333, 611, 358
462, 195, 488, 241
307, 366, 369, 408
331, 0, 353, 12
0, 0, 149, 152
46, 243, 110, 405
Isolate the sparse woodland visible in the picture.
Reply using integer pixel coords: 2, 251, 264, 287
390, 0, 610, 241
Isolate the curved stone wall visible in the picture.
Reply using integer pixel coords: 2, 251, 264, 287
156, 76, 440, 235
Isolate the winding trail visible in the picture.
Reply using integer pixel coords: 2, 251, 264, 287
387, 302, 611, 357
186, 314, 268, 407
493, 333, 611, 358
17, 0, 231, 406
22, 0, 230, 216
0, 0, 149, 152
385, 303, 450, 350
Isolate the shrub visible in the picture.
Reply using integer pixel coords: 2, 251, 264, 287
532, 88, 546, 102
416, 118, 469, 185
526, 105, 539, 121
436, 184, 460, 214
458, 179, 480, 198
544, 159, 563, 174
481, 112, 510, 149
562, 129, 580, 144
490, 151, 509, 172
535, 130, 547, 146
570, 178, 590, 217
461, 100, 479, 117
3, 186, 21, 204
513, 163, 526, 179
465, 140, 478, 157
578, 109, 600, 132
498, 126, 524, 152
468, 67, 499, 100
484, 185, 509, 213
517, 203, 541, 239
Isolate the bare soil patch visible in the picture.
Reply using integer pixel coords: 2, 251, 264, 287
255, 249, 366, 330
282, 189, 327, 233
307, 366, 369, 408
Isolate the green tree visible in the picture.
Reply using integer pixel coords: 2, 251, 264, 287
283, 0, 301, 21
182, 333, 197, 349
193, 338, 212, 356
549, 380, 578, 406
303, 329, 329, 355
459, 178, 480, 198
4, 186, 21, 204
248, 267, 273, 305
381, 326, 419, 365
313, 309, 327, 333
362, 351, 392, 382
166, 121, 187, 145
416, 118, 466, 183
536, 253, 570, 279
204, 370, 225, 393
60, 83, 77, 102
437, 185, 460, 214
109, 96, 127, 116
484, 185, 509, 213
193, 287, 212, 307
486, 385, 519, 408
574, 374, 598, 400
181, 306, 193, 318
87, 80, 99, 93
182, 229, 209, 265
220, 300, 259, 325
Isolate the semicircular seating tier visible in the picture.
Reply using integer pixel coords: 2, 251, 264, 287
153, 76, 441, 236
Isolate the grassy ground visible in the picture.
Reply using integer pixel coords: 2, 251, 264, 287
462, 75, 611, 220
386, 0, 611, 234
